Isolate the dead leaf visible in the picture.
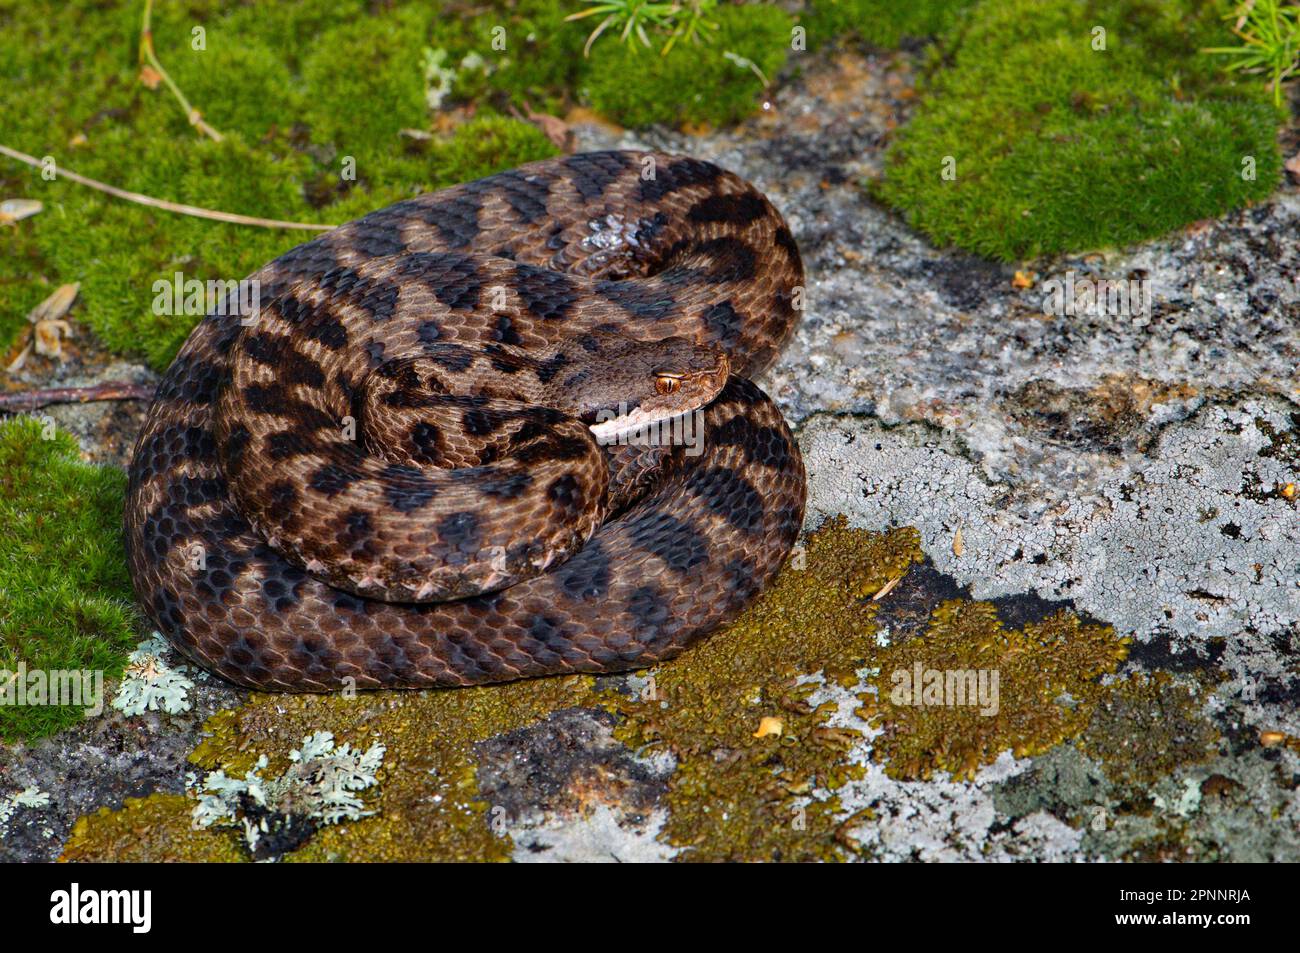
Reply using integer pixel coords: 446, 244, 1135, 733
1012, 270, 1035, 289
28, 283, 79, 325
9, 283, 81, 367
753, 716, 783, 739
139, 64, 163, 90
512, 103, 573, 152
1286, 152, 1300, 180
0, 198, 43, 226
34, 319, 73, 360
953, 525, 965, 557
872, 576, 903, 602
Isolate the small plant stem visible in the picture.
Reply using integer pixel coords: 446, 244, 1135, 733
0, 144, 335, 231
139, 0, 223, 141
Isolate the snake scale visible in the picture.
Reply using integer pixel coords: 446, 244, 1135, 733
125, 151, 807, 691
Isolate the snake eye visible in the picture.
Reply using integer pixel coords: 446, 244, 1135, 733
655, 374, 682, 396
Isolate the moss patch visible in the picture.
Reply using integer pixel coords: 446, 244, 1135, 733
873, 0, 1284, 261
805, 0, 977, 49
581, 4, 793, 129
599, 517, 925, 861
0, 417, 138, 742
62, 794, 244, 863
862, 600, 1131, 781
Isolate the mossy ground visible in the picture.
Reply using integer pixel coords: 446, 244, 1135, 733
61, 519, 1159, 862
872, 0, 1285, 261
580, 4, 793, 129
0, 0, 791, 370
805, 0, 977, 49
0, 417, 138, 741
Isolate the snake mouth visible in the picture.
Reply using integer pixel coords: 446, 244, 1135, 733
588, 402, 694, 444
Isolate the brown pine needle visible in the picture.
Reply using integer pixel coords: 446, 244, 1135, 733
0, 144, 335, 231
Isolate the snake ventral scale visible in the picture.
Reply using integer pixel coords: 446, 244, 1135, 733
126, 151, 807, 691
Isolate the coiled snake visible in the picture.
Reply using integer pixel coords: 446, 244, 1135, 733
125, 151, 806, 691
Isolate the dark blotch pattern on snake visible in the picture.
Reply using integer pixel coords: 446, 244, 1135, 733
125, 151, 807, 691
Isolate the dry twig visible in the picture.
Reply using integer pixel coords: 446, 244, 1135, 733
0, 144, 335, 231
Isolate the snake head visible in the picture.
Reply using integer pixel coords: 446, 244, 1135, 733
570, 335, 730, 444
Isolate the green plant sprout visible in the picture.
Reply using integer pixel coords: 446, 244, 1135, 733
1203, 0, 1300, 107
566, 0, 719, 57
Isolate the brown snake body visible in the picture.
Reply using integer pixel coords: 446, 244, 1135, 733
125, 151, 807, 691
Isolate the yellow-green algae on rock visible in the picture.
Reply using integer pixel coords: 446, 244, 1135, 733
63, 794, 244, 863
59, 517, 1139, 862
597, 518, 925, 861
861, 600, 1132, 781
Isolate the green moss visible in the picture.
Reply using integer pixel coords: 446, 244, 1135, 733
862, 600, 1131, 781
873, 0, 1284, 261
427, 0, 588, 113
0, 0, 558, 372
431, 115, 560, 187
805, 0, 976, 49
581, 4, 794, 128
300, 6, 432, 177
0, 417, 139, 741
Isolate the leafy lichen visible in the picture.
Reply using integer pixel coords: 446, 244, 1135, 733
190, 731, 386, 859
111, 633, 198, 718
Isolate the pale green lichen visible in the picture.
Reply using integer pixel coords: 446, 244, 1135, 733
1, 786, 49, 836
111, 634, 198, 718
191, 731, 385, 858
